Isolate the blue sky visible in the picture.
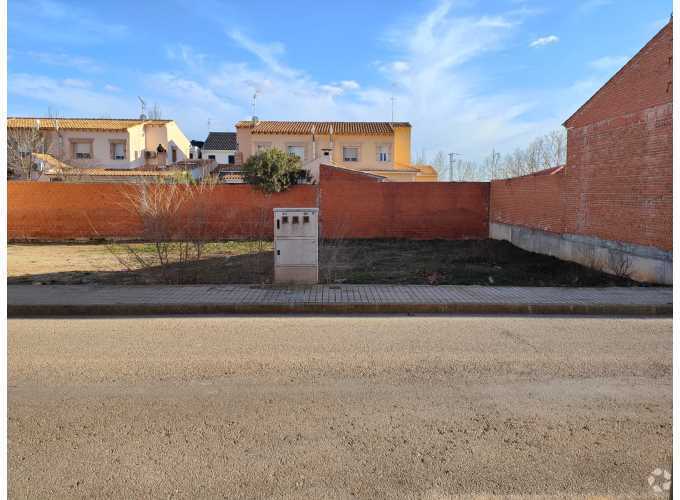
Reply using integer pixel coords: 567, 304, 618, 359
8, 0, 671, 161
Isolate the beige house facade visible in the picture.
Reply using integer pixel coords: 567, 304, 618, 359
235, 120, 438, 182
7, 117, 191, 170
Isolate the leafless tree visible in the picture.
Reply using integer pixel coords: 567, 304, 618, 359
432, 151, 447, 179
7, 126, 46, 180
481, 150, 501, 180
415, 148, 428, 165
492, 128, 567, 179
450, 159, 478, 181
148, 103, 163, 120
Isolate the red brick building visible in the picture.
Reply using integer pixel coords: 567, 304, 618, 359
490, 20, 673, 284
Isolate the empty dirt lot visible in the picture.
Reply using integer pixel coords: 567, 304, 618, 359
8, 316, 671, 498
8, 240, 639, 286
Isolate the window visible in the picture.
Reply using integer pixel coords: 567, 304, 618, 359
343, 146, 359, 162
287, 145, 305, 161
208, 155, 216, 160
228, 155, 235, 164
377, 144, 390, 162
171, 147, 177, 163
72, 141, 92, 159
110, 141, 126, 160
256, 143, 271, 152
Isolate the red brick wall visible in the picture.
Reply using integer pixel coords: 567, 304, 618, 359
320, 166, 489, 239
8, 168, 490, 241
8, 182, 317, 240
563, 102, 672, 250
490, 21, 672, 252
489, 172, 565, 234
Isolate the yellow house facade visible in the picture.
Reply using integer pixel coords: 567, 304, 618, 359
7, 117, 191, 169
235, 120, 438, 182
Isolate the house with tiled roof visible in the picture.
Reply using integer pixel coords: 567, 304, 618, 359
235, 119, 437, 182
7, 117, 191, 173
202, 132, 238, 165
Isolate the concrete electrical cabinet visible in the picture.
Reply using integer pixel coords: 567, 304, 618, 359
273, 208, 319, 284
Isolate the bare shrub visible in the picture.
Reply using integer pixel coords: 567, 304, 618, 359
108, 176, 221, 283
319, 214, 353, 284
608, 251, 633, 279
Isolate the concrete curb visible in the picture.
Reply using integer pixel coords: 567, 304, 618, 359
7, 302, 673, 317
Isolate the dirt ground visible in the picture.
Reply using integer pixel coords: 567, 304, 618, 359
8, 239, 640, 286
8, 316, 672, 498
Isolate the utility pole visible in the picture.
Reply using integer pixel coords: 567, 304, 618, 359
448, 152, 462, 182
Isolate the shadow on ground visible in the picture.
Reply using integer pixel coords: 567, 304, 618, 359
8, 239, 641, 287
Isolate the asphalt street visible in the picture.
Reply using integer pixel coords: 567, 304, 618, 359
8, 315, 672, 498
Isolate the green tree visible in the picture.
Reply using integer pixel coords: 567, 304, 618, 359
242, 148, 311, 193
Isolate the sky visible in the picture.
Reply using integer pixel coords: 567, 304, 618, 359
7, 0, 672, 162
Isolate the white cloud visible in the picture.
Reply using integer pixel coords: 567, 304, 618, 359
165, 44, 207, 70
11, 0, 128, 44
62, 78, 92, 88
529, 35, 559, 47
24, 51, 103, 72
229, 30, 299, 79
380, 61, 410, 74
104, 84, 121, 92
10, 0, 572, 158
589, 55, 628, 71
9, 73, 134, 117
579, 0, 612, 12
340, 80, 360, 91
136, 1, 561, 156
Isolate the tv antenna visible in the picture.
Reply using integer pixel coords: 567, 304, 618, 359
251, 90, 261, 119
137, 96, 147, 119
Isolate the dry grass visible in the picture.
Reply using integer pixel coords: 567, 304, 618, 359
8, 239, 641, 286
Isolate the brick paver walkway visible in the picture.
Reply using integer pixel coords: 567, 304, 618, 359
7, 284, 672, 316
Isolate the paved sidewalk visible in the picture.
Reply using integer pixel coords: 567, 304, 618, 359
7, 284, 672, 316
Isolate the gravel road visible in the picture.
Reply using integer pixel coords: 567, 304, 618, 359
8, 316, 672, 498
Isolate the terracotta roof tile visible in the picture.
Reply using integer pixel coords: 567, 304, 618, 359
8, 117, 172, 131
415, 165, 438, 176
235, 120, 410, 135
65, 168, 176, 177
